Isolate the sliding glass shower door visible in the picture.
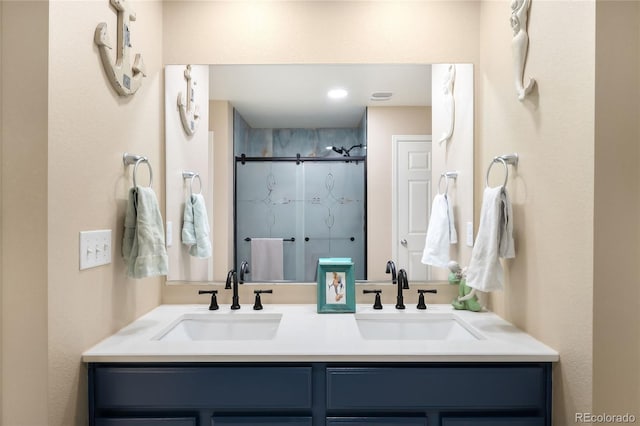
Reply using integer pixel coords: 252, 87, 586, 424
235, 159, 365, 282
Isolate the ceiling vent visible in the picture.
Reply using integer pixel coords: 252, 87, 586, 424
370, 91, 393, 101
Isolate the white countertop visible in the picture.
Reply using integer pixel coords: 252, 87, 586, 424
82, 304, 559, 363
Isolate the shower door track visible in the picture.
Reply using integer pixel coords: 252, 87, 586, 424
236, 154, 366, 165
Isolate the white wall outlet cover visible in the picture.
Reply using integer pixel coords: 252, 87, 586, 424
80, 229, 112, 270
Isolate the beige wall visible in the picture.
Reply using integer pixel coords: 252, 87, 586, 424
478, 1, 596, 423
47, 1, 164, 424
367, 107, 432, 281
1, 2, 50, 425
0, 5, 167, 423
209, 100, 235, 283
593, 0, 640, 415
163, 1, 480, 65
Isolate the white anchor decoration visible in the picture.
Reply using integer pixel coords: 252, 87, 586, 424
94, 0, 146, 96
177, 65, 200, 135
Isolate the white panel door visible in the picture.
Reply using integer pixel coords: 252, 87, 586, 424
392, 135, 432, 281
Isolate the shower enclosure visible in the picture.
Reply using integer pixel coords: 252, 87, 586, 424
234, 110, 367, 282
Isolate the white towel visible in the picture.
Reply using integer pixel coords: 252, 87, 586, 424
446, 194, 458, 245
466, 186, 515, 292
250, 238, 284, 281
181, 194, 212, 258
421, 193, 457, 268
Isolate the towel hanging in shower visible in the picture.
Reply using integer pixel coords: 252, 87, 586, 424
251, 238, 284, 281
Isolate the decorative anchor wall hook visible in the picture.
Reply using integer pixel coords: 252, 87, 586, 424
177, 65, 200, 135
94, 0, 146, 96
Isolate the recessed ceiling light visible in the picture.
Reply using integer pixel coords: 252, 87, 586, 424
327, 88, 348, 100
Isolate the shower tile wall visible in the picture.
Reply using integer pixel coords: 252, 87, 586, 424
233, 109, 366, 158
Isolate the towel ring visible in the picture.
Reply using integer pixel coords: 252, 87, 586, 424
182, 170, 202, 196
438, 174, 449, 195
123, 153, 153, 188
438, 171, 459, 195
485, 157, 508, 188
485, 154, 518, 188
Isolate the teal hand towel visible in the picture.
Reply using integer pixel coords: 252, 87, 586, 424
181, 196, 196, 246
181, 193, 212, 258
122, 188, 137, 263
122, 187, 168, 279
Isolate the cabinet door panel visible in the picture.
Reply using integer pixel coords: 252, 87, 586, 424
442, 417, 544, 426
95, 418, 196, 426
211, 417, 312, 426
327, 417, 427, 425
94, 366, 312, 410
327, 366, 545, 410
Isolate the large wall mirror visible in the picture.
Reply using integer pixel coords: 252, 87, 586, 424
164, 63, 474, 284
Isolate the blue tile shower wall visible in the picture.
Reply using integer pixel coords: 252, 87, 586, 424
233, 109, 366, 158
234, 109, 366, 281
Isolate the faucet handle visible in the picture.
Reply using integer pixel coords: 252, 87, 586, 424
198, 290, 219, 310
253, 289, 273, 310
240, 261, 250, 283
225, 269, 236, 289
363, 289, 383, 309
385, 260, 397, 284
416, 289, 438, 310
401, 272, 410, 289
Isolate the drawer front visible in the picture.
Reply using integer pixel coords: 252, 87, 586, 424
96, 418, 196, 426
211, 417, 312, 426
442, 417, 544, 426
326, 366, 546, 410
94, 366, 312, 410
327, 417, 427, 425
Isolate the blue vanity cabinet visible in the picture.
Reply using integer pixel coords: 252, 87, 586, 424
326, 418, 427, 425
95, 419, 197, 426
441, 418, 544, 426
211, 417, 313, 425
88, 362, 552, 426
325, 364, 551, 426
89, 363, 314, 426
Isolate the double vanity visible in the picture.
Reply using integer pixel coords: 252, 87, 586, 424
84, 304, 558, 426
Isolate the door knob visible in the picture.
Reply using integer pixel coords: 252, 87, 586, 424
400, 239, 408, 246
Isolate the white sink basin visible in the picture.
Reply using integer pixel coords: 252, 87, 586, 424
153, 313, 282, 341
355, 313, 484, 341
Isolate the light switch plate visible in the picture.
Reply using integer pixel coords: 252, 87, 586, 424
466, 222, 474, 247
166, 221, 173, 247
80, 229, 112, 270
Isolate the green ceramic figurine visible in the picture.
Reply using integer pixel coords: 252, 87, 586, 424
447, 261, 482, 312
